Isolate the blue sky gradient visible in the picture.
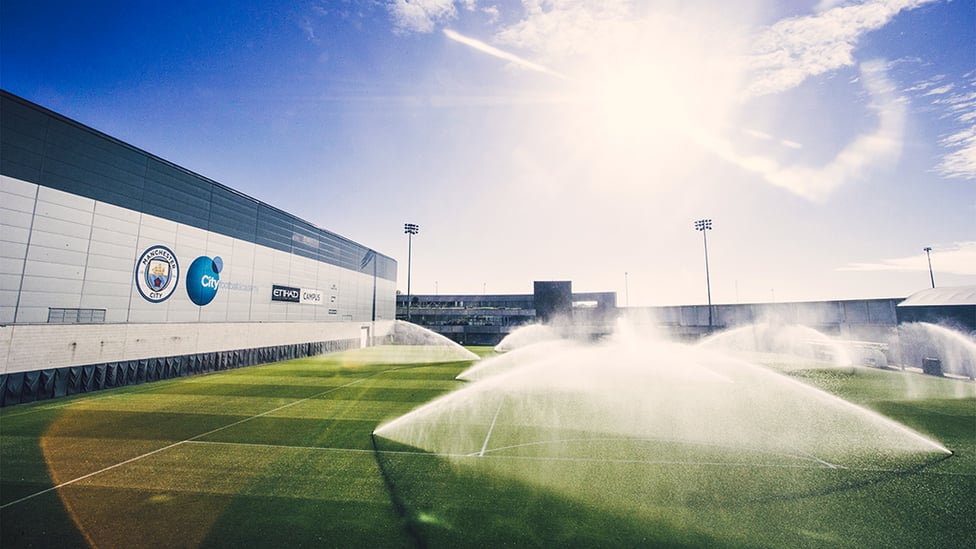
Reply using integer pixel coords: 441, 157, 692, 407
2, 0, 973, 305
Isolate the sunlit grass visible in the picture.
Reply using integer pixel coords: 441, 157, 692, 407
1, 347, 973, 548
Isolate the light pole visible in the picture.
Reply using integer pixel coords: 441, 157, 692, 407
404, 223, 419, 321
625, 271, 629, 307
923, 247, 935, 288
694, 218, 713, 330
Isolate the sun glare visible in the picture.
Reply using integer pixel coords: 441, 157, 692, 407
593, 65, 693, 143
558, 35, 743, 188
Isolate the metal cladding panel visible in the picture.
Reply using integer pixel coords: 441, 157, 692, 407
143, 159, 212, 227
45, 118, 146, 174
866, 300, 896, 324
41, 118, 147, 211
209, 186, 258, 241
255, 204, 295, 251
0, 97, 46, 183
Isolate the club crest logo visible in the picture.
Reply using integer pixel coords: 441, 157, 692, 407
135, 245, 180, 303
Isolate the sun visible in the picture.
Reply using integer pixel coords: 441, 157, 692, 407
591, 64, 695, 143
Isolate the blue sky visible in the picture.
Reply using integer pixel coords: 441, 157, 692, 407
2, 0, 973, 306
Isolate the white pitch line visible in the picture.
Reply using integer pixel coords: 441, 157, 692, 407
479, 398, 505, 457
174, 440, 976, 477
1, 367, 407, 510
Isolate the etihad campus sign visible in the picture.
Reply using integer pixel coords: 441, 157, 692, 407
135, 246, 223, 306
272, 284, 323, 305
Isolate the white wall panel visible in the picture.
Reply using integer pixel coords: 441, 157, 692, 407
175, 223, 209, 256
0, 257, 26, 279
0, 210, 33, 232
17, 284, 83, 303
95, 200, 140, 224
21, 259, 84, 280
24, 245, 88, 268
27, 230, 91, 254
33, 201, 94, 228
248, 245, 274, 321
0, 273, 21, 292
36, 185, 95, 210
87, 239, 136, 263
0, 305, 14, 324
91, 220, 139, 245
0, 175, 37, 200
136, 214, 178, 244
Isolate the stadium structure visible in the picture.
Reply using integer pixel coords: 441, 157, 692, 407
0, 90, 397, 406
3, 90, 972, 406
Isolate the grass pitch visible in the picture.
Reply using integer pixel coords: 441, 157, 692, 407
2, 346, 974, 548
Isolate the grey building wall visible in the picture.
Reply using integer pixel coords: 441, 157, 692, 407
632, 298, 900, 340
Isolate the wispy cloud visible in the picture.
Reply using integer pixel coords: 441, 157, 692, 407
716, 61, 905, 201
924, 84, 955, 96
388, 0, 458, 34
902, 70, 975, 179
746, 0, 938, 97
933, 77, 976, 179
443, 29, 571, 80
383, 0, 951, 199
838, 241, 976, 275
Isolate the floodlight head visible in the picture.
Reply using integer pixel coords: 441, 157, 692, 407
404, 223, 420, 235
923, 247, 932, 253
694, 219, 712, 231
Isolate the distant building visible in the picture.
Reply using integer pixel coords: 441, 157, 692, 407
396, 281, 617, 345
897, 286, 976, 334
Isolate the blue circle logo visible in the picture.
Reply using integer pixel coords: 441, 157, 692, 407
186, 256, 222, 306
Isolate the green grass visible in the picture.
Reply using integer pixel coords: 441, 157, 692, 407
2, 348, 974, 548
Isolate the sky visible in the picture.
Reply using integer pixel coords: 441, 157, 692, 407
2, 0, 974, 306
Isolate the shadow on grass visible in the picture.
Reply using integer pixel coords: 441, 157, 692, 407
370, 437, 726, 548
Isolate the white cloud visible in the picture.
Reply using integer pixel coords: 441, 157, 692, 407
713, 61, 906, 201
923, 84, 955, 96
746, 0, 938, 97
815, 0, 854, 11
839, 241, 976, 275
382, 0, 949, 197
443, 29, 570, 80
911, 73, 976, 179
388, 0, 458, 34
936, 125, 976, 179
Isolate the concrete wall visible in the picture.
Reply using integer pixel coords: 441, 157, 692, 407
638, 298, 900, 339
0, 321, 397, 375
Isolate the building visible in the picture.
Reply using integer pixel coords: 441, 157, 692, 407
398, 283, 912, 346
0, 90, 397, 405
396, 281, 618, 345
896, 286, 976, 334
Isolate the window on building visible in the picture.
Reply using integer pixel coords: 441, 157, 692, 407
47, 308, 107, 324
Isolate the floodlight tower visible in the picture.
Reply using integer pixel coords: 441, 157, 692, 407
694, 218, 714, 330
404, 223, 420, 321
923, 246, 935, 288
